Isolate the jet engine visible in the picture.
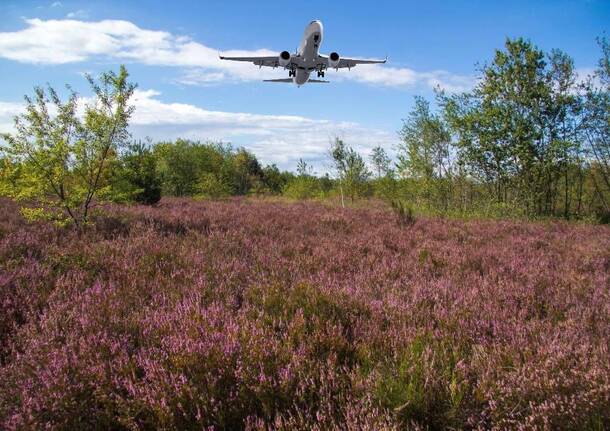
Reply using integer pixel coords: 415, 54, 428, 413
278, 51, 291, 67
328, 52, 340, 68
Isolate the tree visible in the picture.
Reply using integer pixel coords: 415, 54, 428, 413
441, 38, 584, 217
154, 139, 201, 196
370, 146, 397, 201
330, 138, 348, 207
343, 148, 372, 202
1, 66, 135, 227
116, 140, 162, 205
262, 164, 292, 194
398, 97, 451, 180
296, 158, 313, 177
582, 37, 610, 220
329, 138, 370, 204
398, 96, 452, 210
233, 148, 263, 195
545, 49, 581, 217
370, 146, 391, 179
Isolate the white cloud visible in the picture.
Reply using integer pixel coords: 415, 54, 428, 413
0, 90, 397, 171
0, 102, 24, 134
127, 89, 397, 169
51, 1, 62, 7
66, 10, 88, 19
0, 18, 472, 91
575, 67, 602, 88
339, 64, 476, 92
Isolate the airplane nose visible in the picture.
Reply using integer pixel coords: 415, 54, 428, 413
309, 19, 322, 30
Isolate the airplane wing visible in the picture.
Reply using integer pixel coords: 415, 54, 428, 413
263, 78, 329, 83
319, 55, 387, 69
219, 55, 281, 68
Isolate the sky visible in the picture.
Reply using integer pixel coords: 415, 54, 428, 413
0, 0, 608, 171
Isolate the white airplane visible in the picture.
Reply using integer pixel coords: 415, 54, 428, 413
219, 20, 387, 86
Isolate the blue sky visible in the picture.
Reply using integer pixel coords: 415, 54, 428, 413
0, 0, 608, 171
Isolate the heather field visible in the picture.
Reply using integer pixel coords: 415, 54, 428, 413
0, 197, 608, 430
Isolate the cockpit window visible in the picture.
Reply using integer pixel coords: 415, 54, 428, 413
310, 20, 318, 25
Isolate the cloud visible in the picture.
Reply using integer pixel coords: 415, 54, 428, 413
0, 102, 24, 134
0, 18, 473, 91
0, 90, 397, 171
51, 1, 62, 7
126, 89, 397, 170
340, 64, 476, 92
66, 10, 88, 19
575, 67, 603, 88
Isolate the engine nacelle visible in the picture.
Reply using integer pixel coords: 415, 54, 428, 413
278, 51, 291, 67
328, 52, 340, 68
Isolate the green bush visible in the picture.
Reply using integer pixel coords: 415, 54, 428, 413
282, 176, 323, 199
117, 142, 162, 205
196, 173, 233, 199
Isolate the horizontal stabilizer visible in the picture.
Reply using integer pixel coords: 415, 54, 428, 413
262, 78, 330, 83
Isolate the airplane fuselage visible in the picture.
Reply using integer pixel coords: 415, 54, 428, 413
294, 20, 323, 85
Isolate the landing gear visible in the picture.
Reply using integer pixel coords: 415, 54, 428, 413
289, 70, 295, 77
317, 70, 325, 78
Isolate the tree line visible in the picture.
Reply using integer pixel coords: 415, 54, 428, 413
1, 37, 609, 225
394, 37, 610, 221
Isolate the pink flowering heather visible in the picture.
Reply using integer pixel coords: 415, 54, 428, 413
0, 197, 608, 429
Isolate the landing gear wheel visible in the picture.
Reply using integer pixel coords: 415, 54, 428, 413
317, 71, 325, 78
289, 70, 295, 77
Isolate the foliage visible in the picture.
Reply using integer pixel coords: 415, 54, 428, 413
2, 37, 610, 224
153, 140, 272, 197
370, 146, 392, 179
112, 140, 162, 204
330, 138, 372, 205
440, 38, 584, 217
0, 197, 608, 429
0, 66, 135, 227
197, 172, 233, 199
581, 37, 610, 221
262, 164, 293, 194
282, 175, 323, 200
390, 199, 415, 227
296, 158, 313, 177
398, 96, 453, 212
398, 96, 451, 182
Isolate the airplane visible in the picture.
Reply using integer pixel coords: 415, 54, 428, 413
219, 20, 387, 86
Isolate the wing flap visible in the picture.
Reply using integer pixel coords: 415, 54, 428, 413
338, 57, 387, 68
263, 78, 293, 83
317, 55, 387, 69
220, 55, 280, 68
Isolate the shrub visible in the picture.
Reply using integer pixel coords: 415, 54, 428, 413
197, 172, 233, 199
282, 176, 322, 199
0, 198, 608, 429
391, 199, 415, 227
